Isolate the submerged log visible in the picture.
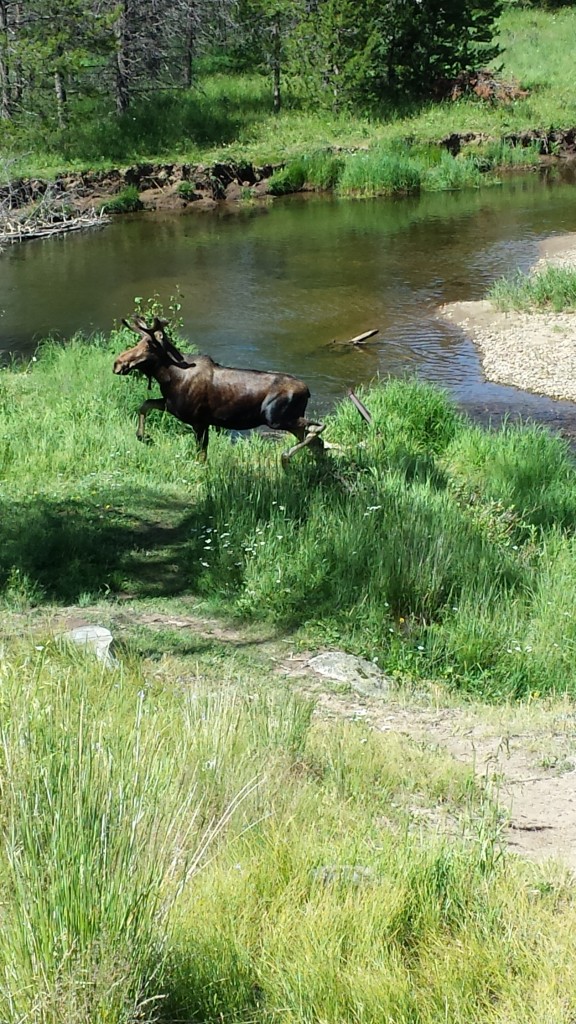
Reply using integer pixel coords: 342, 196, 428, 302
326, 328, 380, 349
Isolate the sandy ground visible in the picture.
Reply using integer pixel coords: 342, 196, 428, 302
440, 233, 576, 403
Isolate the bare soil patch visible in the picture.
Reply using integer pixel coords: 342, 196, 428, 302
300, 681, 576, 872
440, 233, 576, 404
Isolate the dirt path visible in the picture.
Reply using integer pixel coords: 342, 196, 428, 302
26, 605, 575, 873
297, 680, 576, 871
7, 604, 576, 869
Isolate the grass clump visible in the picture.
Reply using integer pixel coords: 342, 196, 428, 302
488, 265, 576, 312
101, 185, 143, 214
468, 140, 541, 171
338, 145, 422, 197
268, 158, 308, 195
424, 151, 484, 190
175, 180, 196, 199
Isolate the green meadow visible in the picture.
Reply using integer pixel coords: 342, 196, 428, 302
3, 330, 576, 700
2, 331, 576, 1021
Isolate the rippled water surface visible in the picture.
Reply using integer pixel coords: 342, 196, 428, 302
3, 169, 576, 421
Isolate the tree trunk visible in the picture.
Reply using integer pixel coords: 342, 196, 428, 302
114, 0, 130, 114
184, 1, 198, 88
12, 1, 22, 106
54, 68, 66, 127
271, 10, 281, 114
0, 0, 10, 120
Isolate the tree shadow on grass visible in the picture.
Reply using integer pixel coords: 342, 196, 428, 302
0, 443, 461, 626
0, 486, 205, 606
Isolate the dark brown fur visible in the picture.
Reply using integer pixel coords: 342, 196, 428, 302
113, 317, 325, 462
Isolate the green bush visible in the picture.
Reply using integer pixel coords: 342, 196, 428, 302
101, 185, 143, 214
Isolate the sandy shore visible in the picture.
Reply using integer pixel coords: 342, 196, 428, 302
439, 233, 576, 403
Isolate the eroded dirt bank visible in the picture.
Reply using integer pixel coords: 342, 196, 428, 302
0, 160, 281, 215
3, 125, 576, 216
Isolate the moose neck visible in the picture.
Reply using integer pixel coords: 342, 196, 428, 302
153, 360, 189, 388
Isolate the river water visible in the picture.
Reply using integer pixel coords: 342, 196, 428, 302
2, 167, 576, 423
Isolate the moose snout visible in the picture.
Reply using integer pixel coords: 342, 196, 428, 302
113, 358, 130, 375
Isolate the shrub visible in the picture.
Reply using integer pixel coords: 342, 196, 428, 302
101, 185, 143, 214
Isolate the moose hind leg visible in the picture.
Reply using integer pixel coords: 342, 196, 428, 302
281, 419, 326, 466
137, 398, 166, 441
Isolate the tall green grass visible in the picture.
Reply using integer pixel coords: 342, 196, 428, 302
2, 636, 576, 1023
269, 140, 537, 199
488, 265, 576, 311
0, 644, 230, 1022
2, 339, 576, 698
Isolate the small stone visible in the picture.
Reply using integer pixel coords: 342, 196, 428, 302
61, 625, 119, 669
307, 651, 392, 698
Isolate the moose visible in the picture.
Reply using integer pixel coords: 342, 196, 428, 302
113, 317, 325, 464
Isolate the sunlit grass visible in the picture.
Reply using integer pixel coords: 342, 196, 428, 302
3, 8, 576, 178
488, 265, 576, 312
3, 338, 576, 700
1, 635, 576, 1023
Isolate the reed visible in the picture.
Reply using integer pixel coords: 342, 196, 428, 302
337, 146, 422, 197
488, 265, 576, 312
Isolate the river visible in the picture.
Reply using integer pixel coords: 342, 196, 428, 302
2, 167, 576, 425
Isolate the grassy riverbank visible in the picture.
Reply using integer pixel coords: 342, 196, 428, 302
2, 7, 576, 181
489, 265, 576, 312
2, 333, 576, 1021
3, 331, 576, 700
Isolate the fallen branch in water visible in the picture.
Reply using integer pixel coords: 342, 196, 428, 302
326, 328, 380, 348
1, 210, 109, 244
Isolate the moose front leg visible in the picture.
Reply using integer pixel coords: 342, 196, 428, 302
193, 425, 210, 462
137, 398, 166, 441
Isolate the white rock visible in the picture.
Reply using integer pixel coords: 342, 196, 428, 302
307, 651, 391, 698
61, 625, 119, 669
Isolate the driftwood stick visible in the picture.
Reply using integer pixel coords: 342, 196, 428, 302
326, 328, 379, 348
348, 328, 379, 346
348, 390, 373, 425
